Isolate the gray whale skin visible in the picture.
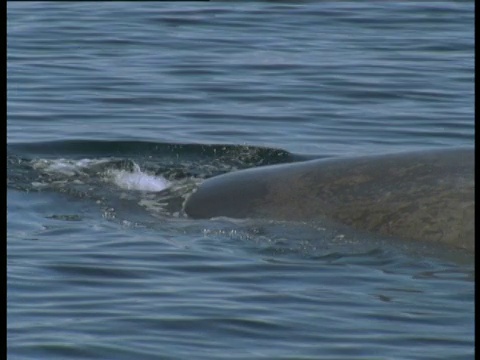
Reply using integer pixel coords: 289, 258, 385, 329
184, 148, 474, 250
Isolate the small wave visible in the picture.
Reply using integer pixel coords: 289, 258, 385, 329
32, 158, 112, 176
8, 140, 307, 165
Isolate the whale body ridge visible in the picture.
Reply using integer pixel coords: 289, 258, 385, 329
184, 147, 474, 251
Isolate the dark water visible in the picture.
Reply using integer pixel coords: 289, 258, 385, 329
7, 2, 474, 359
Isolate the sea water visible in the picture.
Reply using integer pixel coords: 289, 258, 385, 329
7, 2, 474, 359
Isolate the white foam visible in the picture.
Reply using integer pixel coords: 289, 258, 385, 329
31, 158, 171, 193
110, 169, 170, 192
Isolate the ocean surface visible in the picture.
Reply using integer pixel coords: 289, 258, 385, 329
7, 2, 474, 359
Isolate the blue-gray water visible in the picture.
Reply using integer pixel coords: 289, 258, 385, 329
7, 2, 474, 359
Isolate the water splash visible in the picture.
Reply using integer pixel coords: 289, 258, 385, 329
108, 167, 171, 192
31, 158, 171, 192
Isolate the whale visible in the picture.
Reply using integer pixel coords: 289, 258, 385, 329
184, 147, 474, 251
